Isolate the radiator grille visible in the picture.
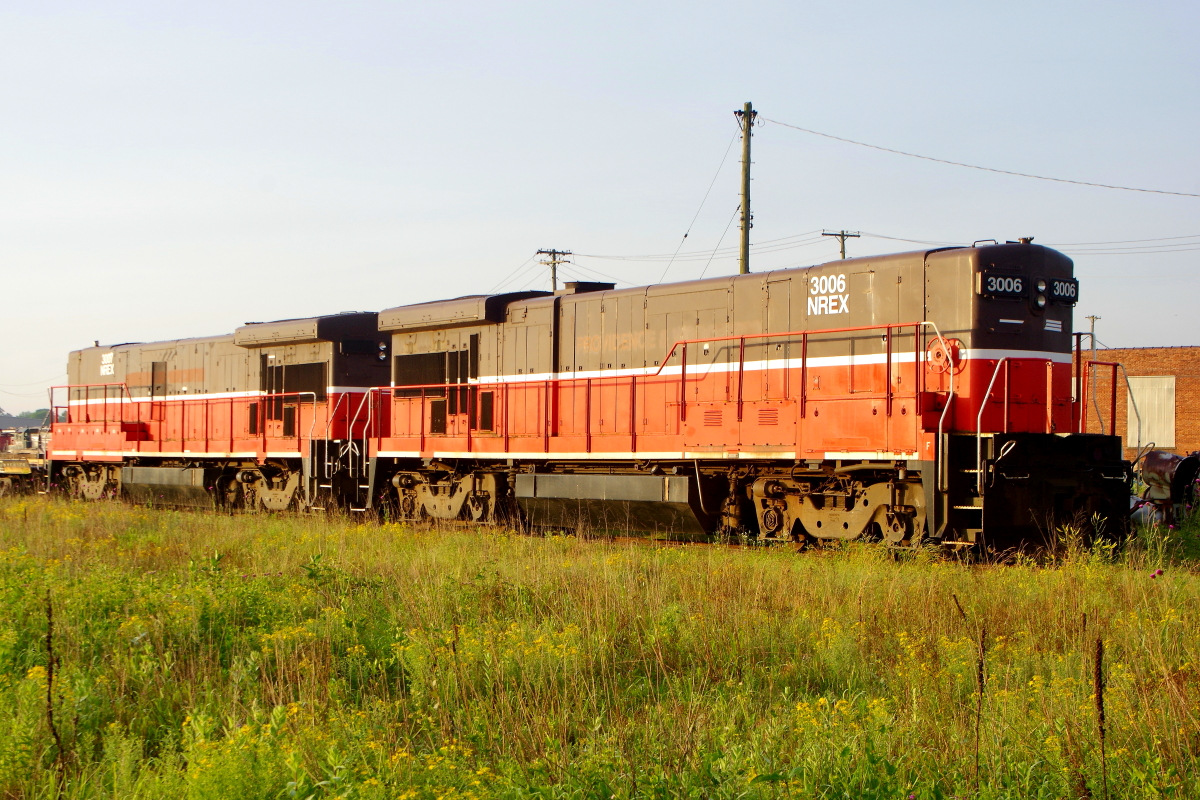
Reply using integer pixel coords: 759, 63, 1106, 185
703, 410, 722, 427
758, 407, 779, 426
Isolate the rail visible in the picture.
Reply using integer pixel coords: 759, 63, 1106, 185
1079, 361, 1120, 437
652, 320, 952, 423
49, 383, 135, 424
369, 319, 957, 464
1116, 362, 1143, 452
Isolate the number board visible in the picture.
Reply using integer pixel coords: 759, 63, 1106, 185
1049, 278, 1078, 304
979, 272, 1026, 299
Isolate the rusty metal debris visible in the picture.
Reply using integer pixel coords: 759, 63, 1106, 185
1131, 450, 1200, 525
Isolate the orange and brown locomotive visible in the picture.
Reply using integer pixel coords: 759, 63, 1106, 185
46, 241, 1129, 548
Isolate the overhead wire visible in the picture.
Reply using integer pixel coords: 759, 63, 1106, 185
0, 374, 66, 387
859, 232, 959, 246
859, 231, 1200, 256
573, 228, 1200, 276
658, 132, 740, 284
762, 117, 1200, 198
560, 260, 627, 285
1057, 245, 1200, 256
577, 229, 823, 262
0, 388, 52, 398
489, 256, 542, 294
699, 206, 742, 280
1053, 242, 1200, 253
1046, 233, 1200, 246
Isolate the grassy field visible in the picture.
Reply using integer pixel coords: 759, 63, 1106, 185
0, 497, 1197, 799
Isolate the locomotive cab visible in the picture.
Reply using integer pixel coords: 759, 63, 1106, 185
967, 242, 1077, 354
921, 242, 1127, 547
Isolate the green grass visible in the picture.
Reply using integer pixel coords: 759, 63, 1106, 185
0, 497, 1197, 799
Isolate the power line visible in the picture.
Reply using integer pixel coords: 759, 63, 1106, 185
859, 231, 1200, 255
490, 256, 543, 294
1051, 240, 1200, 251
561, 259, 626, 285
1058, 245, 1200, 256
576, 229, 1200, 272
699, 206, 742, 280
658, 132, 740, 284
859, 231, 959, 246
579, 230, 819, 260
0, 388, 52, 398
1047, 233, 1200, 246
577, 230, 824, 263
763, 117, 1200, 198
0, 374, 65, 387
488, 255, 536, 294
491, 262, 542, 294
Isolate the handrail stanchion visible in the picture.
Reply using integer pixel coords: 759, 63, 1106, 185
976, 358, 1009, 495
419, 389, 426, 453
679, 342, 688, 422
359, 390, 373, 478
885, 326, 893, 416
1080, 331, 1089, 431
1004, 360, 1011, 433
736, 336, 745, 421
585, 378, 592, 453
1108, 364, 1118, 436
1044, 359, 1054, 434
630, 375, 637, 452
800, 333, 808, 418
1083, 361, 1121, 437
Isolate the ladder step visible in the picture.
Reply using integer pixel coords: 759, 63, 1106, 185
952, 505, 983, 510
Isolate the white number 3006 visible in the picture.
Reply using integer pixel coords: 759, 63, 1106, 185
1052, 280, 1077, 299
985, 275, 1023, 294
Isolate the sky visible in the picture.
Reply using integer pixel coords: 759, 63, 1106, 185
1, 0, 1197, 413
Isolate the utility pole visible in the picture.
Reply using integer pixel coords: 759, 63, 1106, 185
734, 102, 756, 274
822, 230, 861, 260
1086, 315, 1101, 430
536, 249, 572, 292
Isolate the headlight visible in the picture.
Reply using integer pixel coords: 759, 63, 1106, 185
1036, 279, 1047, 292
1036, 294, 1047, 309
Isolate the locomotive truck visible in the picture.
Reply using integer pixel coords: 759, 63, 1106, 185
46, 241, 1130, 548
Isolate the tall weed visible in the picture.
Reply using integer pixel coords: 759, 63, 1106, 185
0, 496, 1196, 798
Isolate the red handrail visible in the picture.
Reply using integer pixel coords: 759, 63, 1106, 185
1081, 361, 1120, 436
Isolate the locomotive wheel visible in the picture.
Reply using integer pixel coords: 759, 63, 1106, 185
465, 492, 489, 522
399, 491, 417, 520
215, 475, 243, 511
883, 514, 911, 545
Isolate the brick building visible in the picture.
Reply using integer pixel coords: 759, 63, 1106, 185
1087, 346, 1200, 459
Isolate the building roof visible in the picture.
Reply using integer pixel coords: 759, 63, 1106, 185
0, 414, 46, 429
1101, 345, 1200, 351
